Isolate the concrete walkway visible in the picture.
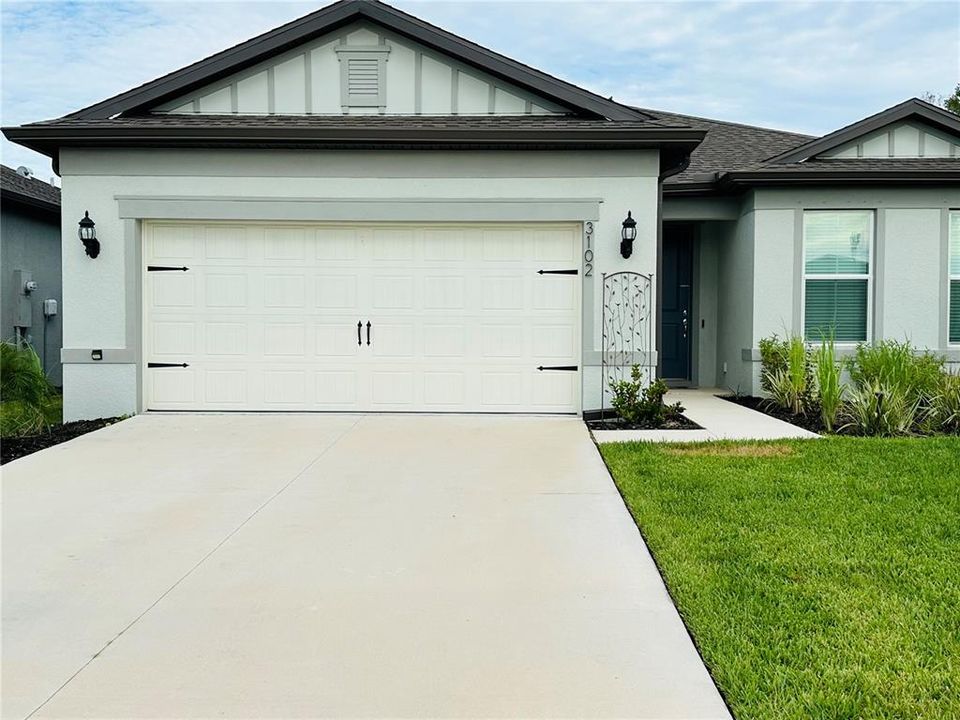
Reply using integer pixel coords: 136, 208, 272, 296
3, 414, 729, 719
593, 388, 820, 443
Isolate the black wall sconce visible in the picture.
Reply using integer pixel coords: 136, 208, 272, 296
620, 211, 637, 259
78, 211, 100, 258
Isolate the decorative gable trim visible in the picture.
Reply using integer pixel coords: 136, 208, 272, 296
766, 98, 960, 164
60, 0, 649, 122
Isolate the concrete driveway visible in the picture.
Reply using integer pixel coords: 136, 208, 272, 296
2, 414, 729, 719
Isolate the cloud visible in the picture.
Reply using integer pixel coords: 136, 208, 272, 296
2, 0, 957, 178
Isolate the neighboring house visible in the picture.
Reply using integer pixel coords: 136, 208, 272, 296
0, 164, 62, 386
3, 0, 958, 420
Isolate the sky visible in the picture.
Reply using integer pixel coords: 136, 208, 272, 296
1, 0, 958, 180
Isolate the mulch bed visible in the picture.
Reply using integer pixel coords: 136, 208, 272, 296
585, 411, 703, 431
720, 394, 826, 433
1, 418, 123, 465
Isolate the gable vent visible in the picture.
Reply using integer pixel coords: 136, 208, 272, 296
348, 58, 380, 96
336, 44, 390, 110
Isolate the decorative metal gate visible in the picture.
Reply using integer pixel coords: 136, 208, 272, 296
601, 271, 654, 414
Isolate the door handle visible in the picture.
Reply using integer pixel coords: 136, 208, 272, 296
366, 321, 371, 346
357, 321, 362, 346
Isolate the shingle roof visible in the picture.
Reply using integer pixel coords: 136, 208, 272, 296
736, 157, 960, 173
0, 164, 60, 210
25, 113, 682, 130
640, 105, 960, 189
636, 107, 813, 183
4, 113, 705, 159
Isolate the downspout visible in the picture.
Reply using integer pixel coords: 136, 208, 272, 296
655, 151, 692, 380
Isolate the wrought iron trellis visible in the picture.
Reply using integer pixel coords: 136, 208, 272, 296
601, 271, 654, 416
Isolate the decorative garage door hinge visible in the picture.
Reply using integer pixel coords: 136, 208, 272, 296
147, 362, 189, 368
147, 266, 189, 272
537, 365, 578, 371
537, 269, 578, 275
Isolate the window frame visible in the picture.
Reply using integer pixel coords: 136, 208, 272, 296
950, 210, 960, 347
800, 209, 875, 345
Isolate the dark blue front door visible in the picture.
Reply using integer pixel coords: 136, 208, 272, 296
661, 225, 693, 381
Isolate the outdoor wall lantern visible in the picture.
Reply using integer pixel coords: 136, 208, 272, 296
620, 211, 637, 259
78, 211, 100, 258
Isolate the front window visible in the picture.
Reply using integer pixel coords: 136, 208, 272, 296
951, 212, 960, 344
803, 210, 874, 342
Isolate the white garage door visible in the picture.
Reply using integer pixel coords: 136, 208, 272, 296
144, 221, 581, 413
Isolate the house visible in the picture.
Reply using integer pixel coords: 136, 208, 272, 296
0, 164, 62, 386
3, 0, 958, 420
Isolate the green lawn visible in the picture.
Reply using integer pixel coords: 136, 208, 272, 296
600, 438, 960, 720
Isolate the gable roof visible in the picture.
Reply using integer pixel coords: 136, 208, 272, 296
63, 0, 647, 122
0, 164, 61, 216
643, 101, 960, 194
765, 98, 960, 164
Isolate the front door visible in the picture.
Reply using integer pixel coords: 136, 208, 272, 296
661, 225, 693, 382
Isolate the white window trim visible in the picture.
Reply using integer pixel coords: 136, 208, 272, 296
950, 210, 960, 346
800, 210, 875, 345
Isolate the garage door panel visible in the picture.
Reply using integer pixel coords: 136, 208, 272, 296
146, 222, 580, 413
315, 370, 359, 407
204, 273, 248, 308
150, 224, 196, 259
204, 369, 248, 405
205, 322, 249, 356
263, 274, 306, 309
315, 275, 358, 309
315, 322, 361, 358
372, 276, 415, 309
264, 227, 307, 261
203, 226, 249, 260
263, 323, 307, 357
371, 371, 415, 406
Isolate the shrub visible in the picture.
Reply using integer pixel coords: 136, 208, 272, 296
812, 333, 844, 432
845, 340, 944, 404
926, 371, 960, 435
760, 334, 811, 415
0, 341, 55, 437
758, 335, 789, 394
842, 381, 920, 437
609, 368, 685, 426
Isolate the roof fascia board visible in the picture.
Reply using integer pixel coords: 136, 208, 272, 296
64, 0, 646, 122
0, 189, 60, 216
723, 169, 960, 186
2, 124, 704, 157
767, 99, 960, 164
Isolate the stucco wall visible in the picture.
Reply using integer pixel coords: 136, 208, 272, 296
731, 186, 960, 393
58, 147, 660, 420
715, 212, 755, 393
1, 205, 63, 386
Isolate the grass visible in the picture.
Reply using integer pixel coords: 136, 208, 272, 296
600, 438, 960, 720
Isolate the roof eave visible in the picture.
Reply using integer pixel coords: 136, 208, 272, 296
0, 188, 60, 216
723, 169, 960, 186
2, 124, 705, 158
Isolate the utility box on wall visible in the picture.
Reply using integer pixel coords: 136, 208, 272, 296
12, 269, 34, 329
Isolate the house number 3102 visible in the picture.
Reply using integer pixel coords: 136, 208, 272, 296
583, 222, 594, 277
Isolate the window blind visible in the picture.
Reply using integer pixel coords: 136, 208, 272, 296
805, 279, 868, 342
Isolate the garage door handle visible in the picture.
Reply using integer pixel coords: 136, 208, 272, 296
537, 365, 578, 371
537, 269, 578, 275
147, 266, 189, 272
357, 321, 362, 346
147, 362, 189, 368
366, 321, 372, 346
